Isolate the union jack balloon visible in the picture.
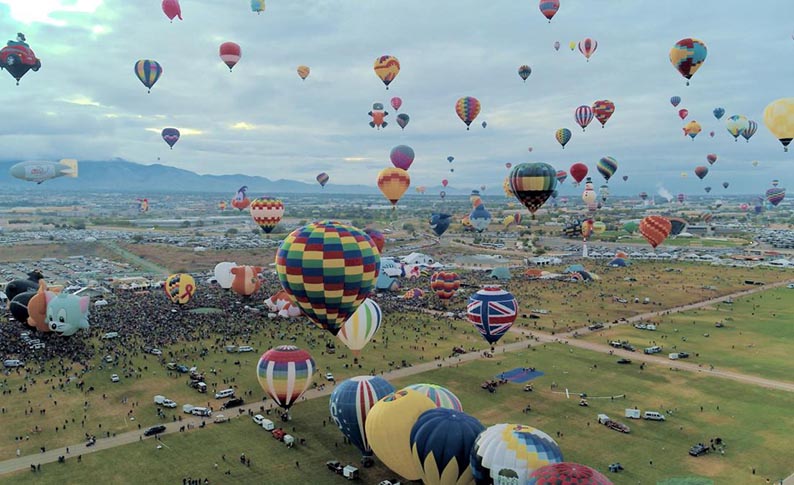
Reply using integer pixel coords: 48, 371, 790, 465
467, 286, 518, 344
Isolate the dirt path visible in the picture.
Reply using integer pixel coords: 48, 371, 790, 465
1, 277, 792, 476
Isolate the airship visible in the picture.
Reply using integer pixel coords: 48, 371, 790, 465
10, 159, 78, 184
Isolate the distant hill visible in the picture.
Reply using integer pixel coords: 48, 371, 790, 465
0, 159, 470, 195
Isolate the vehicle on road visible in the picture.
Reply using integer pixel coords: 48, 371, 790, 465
253, 414, 265, 426
588, 322, 604, 331
213, 414, 230, 424
617, 358, 632, 364
223, 397, 244, 409
143, 425, 166, 437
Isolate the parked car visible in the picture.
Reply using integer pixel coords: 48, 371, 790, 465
621, 343, 636, 352
617, 358, 632, 364
176, 365, 189, 373
110, 374, 120, 383
237, 346, 254, 353
588, 322, 604, 331
143, 425, 166, 437
677, 352, 690, 358
213, 414, 230, 424
150, 348, 163, 356
162, 399, 177, 408
253, 414, 266, 426
689, 443, 710, 457
606, 420, 631, 433
223, 397, 244, 409
325, 372, 335, 381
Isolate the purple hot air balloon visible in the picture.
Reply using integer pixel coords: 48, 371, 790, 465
396, 113, 410, 130
389, 145, 415, 170
161, 128, 180, 149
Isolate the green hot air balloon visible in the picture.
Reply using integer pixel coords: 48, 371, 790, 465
508, 163, 557, 219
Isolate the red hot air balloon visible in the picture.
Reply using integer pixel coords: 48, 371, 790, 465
706, 154, 717, 165
569, 163, 588, 184
390, 97, 402, 111
592, 100, 615, 128
162, 0, 182, 22
640, 216, 672, 248
441, 179, 449, 187
219, 42, 242, 71
678, 109, 688, 120
694, 165, 709, 179
538, 0, 560, 22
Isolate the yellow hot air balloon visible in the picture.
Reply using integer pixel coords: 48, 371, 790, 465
164, 273, 196, 305
377, 167, 410, 209
568, 41, 576, 51
763, 98, 794, 151
365, 389, 435, 481
593, 221, 606, 235
374, 55, 400, 89
296, 65, 310, 80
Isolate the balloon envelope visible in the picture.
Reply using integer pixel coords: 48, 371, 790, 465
219, 42, 242, 70
404, 384, 463, 411
509, 163, 558, 215
378, 168, 411, 207
213, 262, 237, 289
471, 424, 563, 483
763, 98, 794, 151
467, 286, 518, 344
640, 216, 672, 248
390, 145, 415, 170
410, 408, 485, 485
249, 197, 284, 234
529, 462, 613, 485
330, 376, 396, 460
337, 299, 382, 355
456, 97, 481, 129
164, 273, 196, 304
374, 55, 400, 88
256, 345, 315, 411
430, 213, 452, 237
161, 128, 180, 148
430, 272, 461, 301
134, 60, 162, 92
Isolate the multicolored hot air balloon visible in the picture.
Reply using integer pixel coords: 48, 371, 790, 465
471, 424, 564, 483
725, 115, 749, 141
555, 170, 568, 184
219, 42, 241, 71
316, 172, 330, 187
529, 462, 613, 485
592, 100, 615, 128
713, 107, 725, 119
275, 221, 380, 335
763, 98, 794, 151
134, 59, 162, 93
405, 384, 463, 412
539, 0, 560, 22
430, 272, 461, 300
574, 105, 594, 131
555, 128, 572, 149
668, 217, 688, 237
707, 153, 717, 165
374, 55, 400, 89
396, 113, 410, 130
570, 163, 588, 184
162, 0, 182, 22
256, 345, 315, 413
231, 186, 250, 210
430, 213, 452, 237
518, 65, 532, 82
337, 299, 382, 355
390, 145, 415, 170
455, 97, 481, 130
249, 197, 284, 234
639, 216, 672, 248
251, 0, 266, 14
377, 167, 410, 209
410, 408, 484, 485
742, 120, 758, 142
364, 227, 385, 253
509, 163, 558, 217
695, 166, 709, 180
297, 65, 310, 80
161, 128, 180, 149
467, 286, 518, 345
597, 157, 617, 182
164, 273, 196, 305
578, 38, 597, 61
684, 120, 702, 139
670, 38, 707, 85
330, 376, 395, 465
766, 187, 786, 207
670, 96, 681, 107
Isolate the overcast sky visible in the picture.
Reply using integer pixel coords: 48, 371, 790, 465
0, 0, 792, 196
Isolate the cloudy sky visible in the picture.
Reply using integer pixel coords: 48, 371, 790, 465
0, 0, 792, 196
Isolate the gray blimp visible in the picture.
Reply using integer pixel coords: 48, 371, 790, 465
10, 159, 78, 184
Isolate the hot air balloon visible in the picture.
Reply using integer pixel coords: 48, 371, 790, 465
670, 38, 707, 85
766, 187, 786, 206
622, 175, 628, 182
374, 55, 400, 89
219, 42, 241, 71
430, 272, 461, 301
330, 376, 395, 465
505, 163, 513, 169
337, 299, 382, 355
701, 211, 713, 223
597, 157, 617, 182
639, 216, 672, 248
678, 109, 688, 120
581, 178, 597, 211
725, 115, 749, 141
670, 96, 681, 107
518, 65, 532, 82
316, 172, 330, 187
502, 177, 514, 198
410, 408, 485, 485
668, 217, 688, 237
555, 170, 568, 184
256, 346, 315, 413
213, 262, 237, 290
482, 121, 487, 128
164, 273, 196, 305
695, 166, 709, 179
713, 107, 725, 120
772, 179, 779, 187
442, 179, 449, 187
230, 265, 263, 297
377, 167, 410, 209
529, 462, 613, 485
568, 41, 576, 51
390, 97, 402, 111
231, 186, 250, 210
752, 160, 759, 167
0, 33, 41, 85
161, 128, 180, 149
707, 153, 717, 165
509, 163, 557, 218
678, 193, 686, 203
723, 182, 729, 189
364, 227, 385, 253
574, 105, 594, 131
397, 113, 410, 130
447, 156, 454, 164
134, 60, 162, 93
251, 0, 266, 14
555, 128, 571, 148
467, 286, 518, 345
578, 38, 597, 61
639, 192, 648, 201
455, 97, 481, 130
740, 203, 749, 211
430, 213, 452, 237
592, 100, 615, 128
415, 186, 426, 194
369, 102, 389, 129
137, 198, 149, 213
684, 120, 702, 139
366, 390, 436, 481
704, 186, 712, 193
742, 120, 757, 142
553, 41, 560, 51
469, 205, 492, 233
709, 131, 715, 137
296, 65, 310, 80
275, 221, 380, 335
763, 98, 794, 151
471, 424, 563, 483
162, 0, 182, 22
249, 197, 284, 233
539, 0, 560, 22
390, 145, 415, 171
570, 163, 588, 184
598, 185, 609, 203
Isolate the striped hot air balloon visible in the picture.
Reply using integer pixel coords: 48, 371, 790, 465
455, 96, 481, 130
219, 42, 242, 71
256, 345, 315, 412
430, 271, 461, 300
249, 197, 284, 233
134, 59, 162, 93
555, 170, 568, 184
592, 100, 615, 128
509, 163, 557, 217
742, 120, 758, 142
578, 38, 598, 61
518, 64, 532, 82
377, 167, 410, 209
555, 128, 571, 148
373, 55, 400, 89
404, 384, 463, 411
538, 0, 560, 22
574, 105, 594, 131
316, 172, 329, 187
329, 376, 395, 464
766, 187, 786, 207
471, 424, 563, 482
337, 299, 382, 355
597, 157, 618, 182
639, 216, 672, 249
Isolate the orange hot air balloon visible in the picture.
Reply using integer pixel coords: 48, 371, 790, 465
373, 55, 400, 89
639, 216, 672, 249
297, 65, 310, 80
377, 167, 410, 210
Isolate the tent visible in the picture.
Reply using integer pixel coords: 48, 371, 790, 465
608, 258, 628, 267
376, 270, 398, 291
489, 267, 512, 280
564, 264, 586, 274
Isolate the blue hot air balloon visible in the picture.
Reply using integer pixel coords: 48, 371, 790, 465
330, 376, 395, 465
430, 213, 452, 237
410, 408, 485, 485
713, 107, 725, 120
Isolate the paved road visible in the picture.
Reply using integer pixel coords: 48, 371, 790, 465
1, 278, 792, 476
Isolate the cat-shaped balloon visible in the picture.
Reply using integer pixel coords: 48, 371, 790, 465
45, 292, 89, 336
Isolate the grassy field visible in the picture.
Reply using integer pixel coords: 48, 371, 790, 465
582, 286, 794, 382
0, 243, 119, 264
4, 344, 793, 485
119, 243, 278, 274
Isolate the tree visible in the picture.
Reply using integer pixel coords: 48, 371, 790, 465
225, 228, 239, 237
131, 234, 144, 243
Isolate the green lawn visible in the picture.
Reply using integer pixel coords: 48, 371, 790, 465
5, 344, 793, 485
614, 237, 748, 248
583, 287, 794, 382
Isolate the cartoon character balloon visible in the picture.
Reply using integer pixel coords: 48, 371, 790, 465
230, 265, 263, 297
256, 346, 315, 412
0, 33, 41, 85
213, 262, 237, 290
231, 186, 250, 210
26, 280, 54, 333
410, 408, 485, 485
430, 213, 452, 237
456, 97, 481, 130
369, 102, 389, 129
670, 38, 707, 85
337, 299, 382, 355
467, 286, 518, 344
45, 293, 90, 336
330, 376, 395, 465
249, 197, 284, 233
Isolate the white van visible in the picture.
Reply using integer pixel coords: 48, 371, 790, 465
102, 332, 119, 339
237, 345, 254, 353
215, 389, 235, 399
643, 411, 666, 421
261, 419, 275, 431
3, 359, 24, 368
668, 353, 680, 360
154, 395, 166, 405
625, 408, 641, 419
182, 404, 195, 414
191, 407, 212, 417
